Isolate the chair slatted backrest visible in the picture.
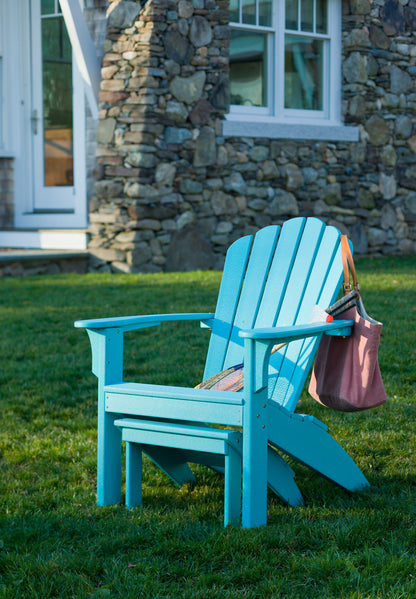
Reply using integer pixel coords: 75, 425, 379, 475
203, 218, 345, 410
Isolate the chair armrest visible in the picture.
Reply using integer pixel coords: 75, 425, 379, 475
239, 320, 353, 397
239, 320, 353, 343
74, 312, 215, 333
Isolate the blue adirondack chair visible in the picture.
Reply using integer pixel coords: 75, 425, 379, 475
75, 217, 369, 528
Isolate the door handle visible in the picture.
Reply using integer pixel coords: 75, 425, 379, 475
31, 109, 39, 135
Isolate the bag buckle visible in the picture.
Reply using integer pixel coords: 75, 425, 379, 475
343, 282, 360, 295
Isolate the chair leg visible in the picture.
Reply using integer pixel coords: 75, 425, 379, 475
97, 410, 122, 507
224, 445, 241, 526
126, 442, 142, 508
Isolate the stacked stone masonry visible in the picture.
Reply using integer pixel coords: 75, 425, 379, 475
90, 0, 416, 272
0, 158, 14, 229
0, 254, 88, 277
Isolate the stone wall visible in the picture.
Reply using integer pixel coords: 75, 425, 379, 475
89, 0, 416, 273
0, 158, 13, 228
0, 251, 88, 277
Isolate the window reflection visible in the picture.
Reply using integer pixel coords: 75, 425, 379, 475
242, 0, 256, 24
316, 0, 327, 33
230, 0, 272, 26
301, 0, 313, 31
285, 0, 298, 29
284, 36, 323, 110
230, 30, 268, 107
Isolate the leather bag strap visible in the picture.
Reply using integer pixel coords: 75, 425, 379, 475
341, 234, 359, 295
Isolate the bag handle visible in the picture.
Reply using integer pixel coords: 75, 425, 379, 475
341, 235, 360, 295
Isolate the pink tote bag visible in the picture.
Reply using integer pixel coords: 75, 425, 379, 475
308, 236, 387, 412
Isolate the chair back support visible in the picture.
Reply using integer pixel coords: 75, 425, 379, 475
203, 218, 345, 410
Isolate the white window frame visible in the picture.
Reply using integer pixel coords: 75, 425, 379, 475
0, 0, 17, 157
224, 0, 359, 141
0, 2, 3, 151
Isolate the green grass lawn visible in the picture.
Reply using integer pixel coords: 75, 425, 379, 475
0, 257, 415, 598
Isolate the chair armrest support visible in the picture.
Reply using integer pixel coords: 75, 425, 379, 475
239, 320, 353, 343
74, 312, 215, 333
239, 319, 353, 407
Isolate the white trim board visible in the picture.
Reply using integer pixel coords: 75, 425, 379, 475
0, 230, 88, 250
59, 0, 100, 119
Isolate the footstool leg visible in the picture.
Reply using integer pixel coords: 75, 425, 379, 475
224, 445, 241, 526
126, 442, 142, 508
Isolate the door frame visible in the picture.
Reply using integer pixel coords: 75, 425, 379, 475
13, 0, 87, 230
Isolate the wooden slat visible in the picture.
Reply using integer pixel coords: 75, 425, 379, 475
105, 383, 243, 426
266, 218, 326, 402
280, 225, 343, 409
203, 234, 253, 379
203, 218, 346, 412
223, 226, 281, 367
267, 401, 369, 491
120, 427, 230, 455
255, 217, 306, 328
105, 382, 244, 404
274, 218, 327, 325
114, 417, 241, 442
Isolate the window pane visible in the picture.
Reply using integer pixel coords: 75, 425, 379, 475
284, 36, 324, 110
285, 0, 298, 30
242, 0, 256, 25
230, 30, 268, 107
42, 16, 73, 186
41, 0, 55, 15
259, 0, 272, 26
316, 0, 327, 33
229, 0, 240, 23
301, 0, 314, 32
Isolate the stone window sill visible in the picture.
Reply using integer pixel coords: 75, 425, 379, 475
222, 117, 359, 142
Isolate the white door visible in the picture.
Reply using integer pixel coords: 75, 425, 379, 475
15, 0, 86, 228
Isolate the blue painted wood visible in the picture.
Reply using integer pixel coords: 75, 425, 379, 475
75, 312, 215, 332
280, 225, 343, 410
223, 226, 281, 368
118, 423, 238, 454
140, 445, 196, 486
75, 217, 370, 528
224, 444, 242, 526
126, 441, 142, 508
272, 223, 341, 409
242, 336, 270, 528
86, 328, 124, 506
266, 218, 327, 404
203, 234, 253, 380
238, 320, 353, 341
267, 401, 369, 491
255, 218, 306, 329
267, 446, 303, 506
105, 383, 244, 427
115, 418, 242, 526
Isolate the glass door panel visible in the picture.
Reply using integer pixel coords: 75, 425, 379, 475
31, 0, 76, 211
42, 12, 73, 187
